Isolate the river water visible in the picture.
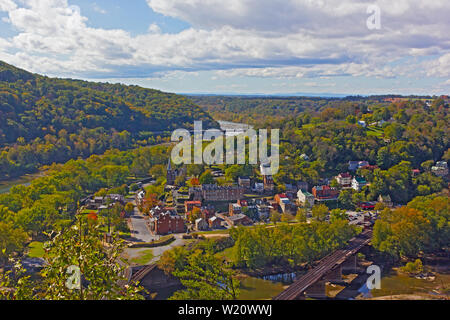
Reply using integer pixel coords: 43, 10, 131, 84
0, 172, 44, 194
239, 267, 449, 300
238, 273, 298, 300
218, 120, 254, 137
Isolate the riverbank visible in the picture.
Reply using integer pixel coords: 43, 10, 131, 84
0, 171, 46, 194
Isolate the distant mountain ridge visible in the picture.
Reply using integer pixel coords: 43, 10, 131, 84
0, 61, 216, 179
0, 61, 216, 145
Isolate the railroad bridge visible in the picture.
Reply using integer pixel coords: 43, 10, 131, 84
274, 229, 372, 300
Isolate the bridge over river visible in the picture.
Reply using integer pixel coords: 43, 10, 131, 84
274, 229, 373, 300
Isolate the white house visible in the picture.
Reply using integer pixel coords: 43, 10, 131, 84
352, 177, 367, 191
336, 173, 352, 188
297, 189, 315, 207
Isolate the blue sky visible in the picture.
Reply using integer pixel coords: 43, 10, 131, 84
70, 0, 190, 35
0, 0, 449, 95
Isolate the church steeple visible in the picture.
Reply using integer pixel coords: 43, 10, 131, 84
167, 158, 176, 185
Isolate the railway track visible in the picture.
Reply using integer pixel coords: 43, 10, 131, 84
130, 264, 157, 283
274, 229, 372, 300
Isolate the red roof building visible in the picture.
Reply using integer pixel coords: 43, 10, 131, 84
312, 185, 339, 201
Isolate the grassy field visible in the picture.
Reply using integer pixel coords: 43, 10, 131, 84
216, 246, 235, 262
193, 229, 231, 236
366, 126, 384, 137
130, 249, 154, 265
27, 241, 45, 258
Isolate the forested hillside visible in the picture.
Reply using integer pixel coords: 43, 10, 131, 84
0, 61, 216, 179
271, 97, 449, 204
190, 95, 393, 125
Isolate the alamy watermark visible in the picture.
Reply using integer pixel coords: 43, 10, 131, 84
367, 4, 381, 30
171, 121, 280, 175
65, 265, 81, 290
366, 265, 381, 290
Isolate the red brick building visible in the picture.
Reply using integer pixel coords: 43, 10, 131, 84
312, 185, 339, 201
148, 208, 185, 235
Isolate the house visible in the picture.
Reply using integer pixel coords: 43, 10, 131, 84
274, 194, 289, 205
297, 189, 315, 207
135, 190, 146, 207
431, 161, 448, 177
378, 195, 393, 208
412, 169, 421, 177
256, 204, 270, 220
238, 177, 251, 188
274, 194, 291, 213
358, 120, 367, 128
104, 194, 125, 205
348, 161, 370, 171
285, 184, 298, 199
263, 175, 274, 192
352, 177, 367, 191
189, 184, 244, 202
148, 208, 185, 235
260, 163, 275, 192
312, 185, 339, 201
229, 203, 242, 216
336, 173, 352, 188
223, 214, 253, 227
296, 181, 309, 192
201, 205, 215, 220
195, 218, 209, 231
208, 216, 223, 229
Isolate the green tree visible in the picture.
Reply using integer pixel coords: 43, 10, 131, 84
199, 170, 215, 185
312, 204, 329, 222
170, 250, 240, 300
296, 208, 307, 223
0, 222, 28, 266
40, 220, 146, 300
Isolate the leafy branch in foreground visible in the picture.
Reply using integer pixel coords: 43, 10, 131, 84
169, 250, 240, 300
1, 216, 147, 300
0, 258, 34, 300
40, 217, 146, 300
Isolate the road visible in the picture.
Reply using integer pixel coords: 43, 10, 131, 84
149, 234, 186, 263
128, 200, 155, 243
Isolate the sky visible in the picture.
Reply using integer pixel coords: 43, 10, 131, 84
0, 0, 449, 96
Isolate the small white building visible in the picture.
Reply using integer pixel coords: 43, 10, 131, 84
195, 218, 209, 231
297, 189, 315, 207
352, 177, 367, 191
336, 173, 352, 188
431, 161, 448, 177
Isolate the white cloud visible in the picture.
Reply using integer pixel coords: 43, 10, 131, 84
425, 53, 450, 78
0, 0, 447, 84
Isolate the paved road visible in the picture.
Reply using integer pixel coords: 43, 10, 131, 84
128, 201, 155, 243
149, 234, 186, 263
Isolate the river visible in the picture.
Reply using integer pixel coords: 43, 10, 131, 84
238, 273, 297, 300
218, 120, 254, 137
0, 172, 44, 194
238, 266, 449, 300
